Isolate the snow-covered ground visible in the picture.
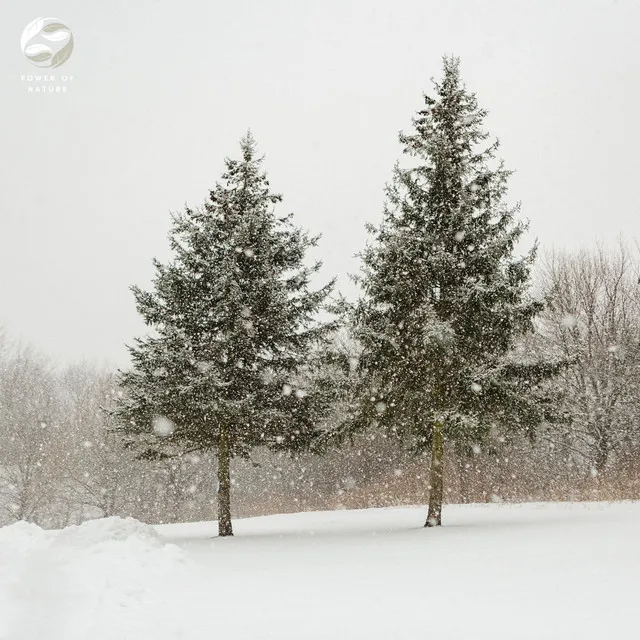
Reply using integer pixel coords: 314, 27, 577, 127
1, 502, 639, 640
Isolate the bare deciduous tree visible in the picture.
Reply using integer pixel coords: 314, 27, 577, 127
539, 242, 640, 478
0, 343, 62, 525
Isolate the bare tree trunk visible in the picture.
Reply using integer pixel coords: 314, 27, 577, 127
217, 426, 233, 537
457, 450, 469, 504
425, 421, 444, 527
591, 431, 610, 499
594, 431, 610, 477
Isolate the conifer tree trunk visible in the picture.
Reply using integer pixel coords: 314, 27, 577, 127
217, 426, 233, 537
425, 421, 444, 527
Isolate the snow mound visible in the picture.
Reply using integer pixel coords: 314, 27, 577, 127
50, 516, 188, 580
0, 520, 52, 556
53, 516, 161, 549
1, 517, 189, 640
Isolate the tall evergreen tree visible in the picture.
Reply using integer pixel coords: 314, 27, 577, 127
353, 57, 563, 527
114, 133, 335, 536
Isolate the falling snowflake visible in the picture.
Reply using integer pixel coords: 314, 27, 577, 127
560, 314, 577, 329
152, 415, 175, 437
343, 476, 357, 490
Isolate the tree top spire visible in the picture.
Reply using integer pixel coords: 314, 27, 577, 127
240, 129, 258, 162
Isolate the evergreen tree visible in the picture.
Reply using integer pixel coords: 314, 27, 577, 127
353, 57, 563, 527
114, 133, 335, 536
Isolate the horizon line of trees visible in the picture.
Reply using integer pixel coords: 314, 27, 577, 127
2, 57, 640, 533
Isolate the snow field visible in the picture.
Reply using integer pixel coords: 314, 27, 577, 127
2, 502, 639, 639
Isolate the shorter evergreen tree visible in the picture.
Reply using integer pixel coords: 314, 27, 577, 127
114, 134, 335, 536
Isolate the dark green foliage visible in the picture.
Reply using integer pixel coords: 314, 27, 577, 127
114, 134, 336, 530
351, 58, 565, 520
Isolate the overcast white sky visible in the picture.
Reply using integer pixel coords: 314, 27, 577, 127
1, 0, 639, 367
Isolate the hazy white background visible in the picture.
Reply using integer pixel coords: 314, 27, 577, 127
1, 0, 638, 366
